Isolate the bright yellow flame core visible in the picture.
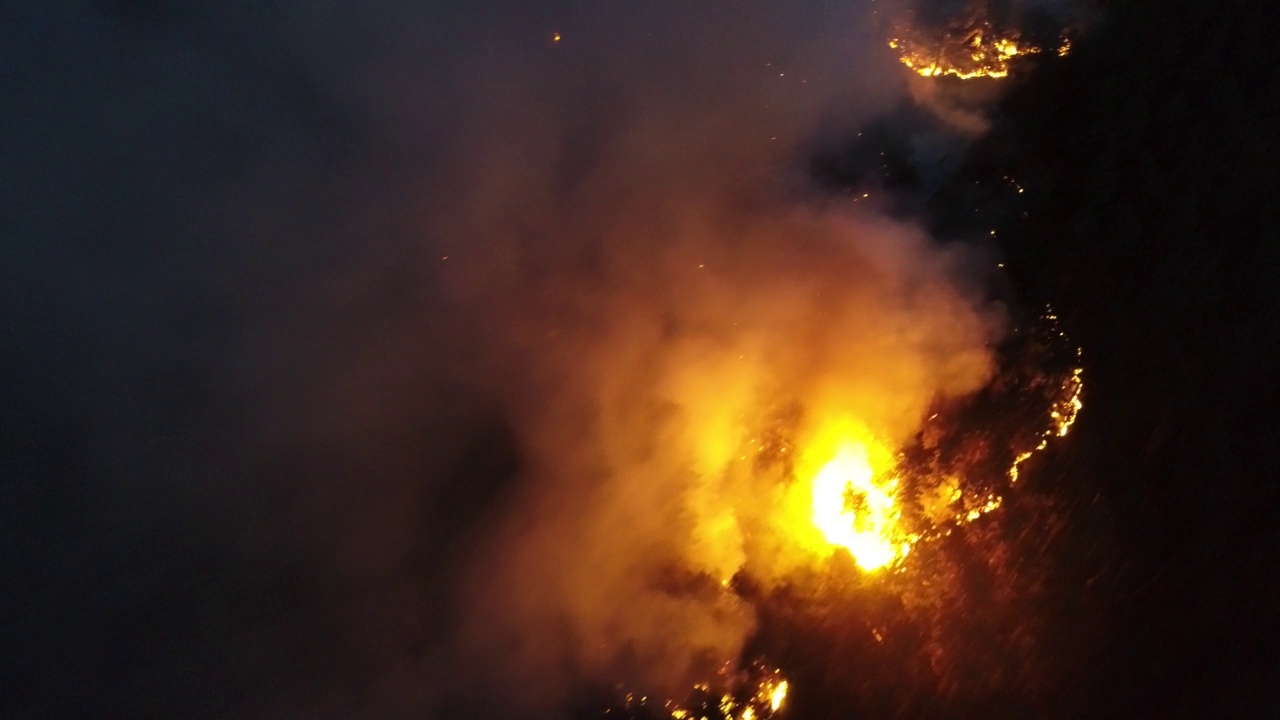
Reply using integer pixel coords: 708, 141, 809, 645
803, 431, 910, 571
769, 680, 788, 712
649, 348, 1083, 717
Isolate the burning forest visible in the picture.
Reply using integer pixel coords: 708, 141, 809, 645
562, 3, 1092, 717
886, 0, 1081, 80
15, 0, 1276, 718
889, 24, 1041, 81
578, 303, 1083, 719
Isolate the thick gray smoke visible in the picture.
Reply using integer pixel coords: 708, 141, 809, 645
3, 2, 1012, 717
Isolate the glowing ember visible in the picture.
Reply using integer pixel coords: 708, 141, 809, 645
658, 666, 789, 719
1011, 351, 1083, 483
1054, 366, 1085, 437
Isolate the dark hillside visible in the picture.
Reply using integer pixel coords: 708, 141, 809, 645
952, 0, 1280, 713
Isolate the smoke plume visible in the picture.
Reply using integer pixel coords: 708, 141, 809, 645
4, 1, 1011, 717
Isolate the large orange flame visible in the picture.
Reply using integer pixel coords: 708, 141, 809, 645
809, 441, 908, 571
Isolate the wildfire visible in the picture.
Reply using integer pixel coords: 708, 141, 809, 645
1011, 349, 1084, 483
768, 679, 788, 712
809, 441, 910, 571
659, 665, 790, 719
603, 317, 1084, 718
889, 19, 1040, 80
796, 336, 1084, 566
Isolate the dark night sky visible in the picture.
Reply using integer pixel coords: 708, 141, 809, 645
3, 1, 1279, 718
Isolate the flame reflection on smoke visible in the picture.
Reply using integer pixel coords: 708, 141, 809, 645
450, 4, 1092, 716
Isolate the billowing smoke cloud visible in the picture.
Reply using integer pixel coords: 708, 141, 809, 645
404, 2, 1004, 714
4, 2, 1008, 717
441, 195, 1003, 713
